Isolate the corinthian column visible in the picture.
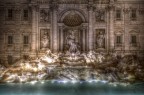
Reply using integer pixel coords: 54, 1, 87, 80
123, 8, 130, 51
31, 5, 39, 54
108, 3, 115, 51
82, 26, 86, 52
87, 4, 94, 51
59, 26, 63, 51
51, 3, 58, 52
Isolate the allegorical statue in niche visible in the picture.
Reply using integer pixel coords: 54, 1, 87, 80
41, 31, 49, 50
40, 9, 50, 22
97, 31, 105, 48
66, 30, 79, 53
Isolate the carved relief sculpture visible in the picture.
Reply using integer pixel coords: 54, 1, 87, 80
66, 30, 79, 53
95, 10, 105, 22
40, 9, 50, 23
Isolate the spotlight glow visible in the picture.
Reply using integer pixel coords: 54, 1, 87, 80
30, 80, 37, 85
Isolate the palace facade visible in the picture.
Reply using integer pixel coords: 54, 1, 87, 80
0, 0, 144, 64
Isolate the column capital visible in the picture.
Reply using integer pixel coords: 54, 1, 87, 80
59, 25, 64, 30
50, 3, 58, 11
87, 4, 96, 11
105, 5, 115, 12
29, 3, 39, 12
105, 0, 115, 11
123, 8, 130, 14
110, 0, 115, 5
82, 26, 87, 30
58, 23, 65, 27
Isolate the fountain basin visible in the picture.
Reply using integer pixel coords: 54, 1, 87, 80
0, 81, 144, 95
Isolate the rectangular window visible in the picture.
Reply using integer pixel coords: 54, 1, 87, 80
8, 36, 13, 44
131, 35, 137, 44
116, 9, 121, 20
8, 9, 13, 20
131, 9, 137, 20
23, 9, 28, 20
7, 55, 13, 65
23, 36, 29, 44
23, 55, 29, 60
116, 35, 122, 44
0, 59, 2, 64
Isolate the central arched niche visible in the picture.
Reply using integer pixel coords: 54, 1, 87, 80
59, 10, 87, 52
63, 11, 83, 27
59, 9, 86, 24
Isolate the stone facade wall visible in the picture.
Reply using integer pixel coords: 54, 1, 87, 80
0, 0, 144, 64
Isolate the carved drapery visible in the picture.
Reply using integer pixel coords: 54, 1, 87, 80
65, 29, 80, 53
40, 29, 50, 50
95, 29, 105, 49
58, 26, 87, 52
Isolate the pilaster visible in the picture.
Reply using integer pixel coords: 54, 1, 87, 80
51, 2, 58, 52
87, 2, 95, 51
107, 1, 115, 51
30, 4, 39, 56
123, 8, 130, 51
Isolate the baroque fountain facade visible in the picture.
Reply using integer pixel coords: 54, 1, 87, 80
0, 0, 144, 85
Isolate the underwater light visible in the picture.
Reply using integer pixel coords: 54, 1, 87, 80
30, 80, 38, 85
71, 80, 77, 84
58, 80, 69, 84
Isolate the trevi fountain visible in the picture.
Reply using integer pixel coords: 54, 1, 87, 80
0, 30, 143, 86
0, 0, 144, 95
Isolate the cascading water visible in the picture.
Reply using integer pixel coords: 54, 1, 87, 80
0, 49, 143, 87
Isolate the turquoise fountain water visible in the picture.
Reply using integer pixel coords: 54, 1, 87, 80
0, 81, 144, 95
0, 49, 144, 95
